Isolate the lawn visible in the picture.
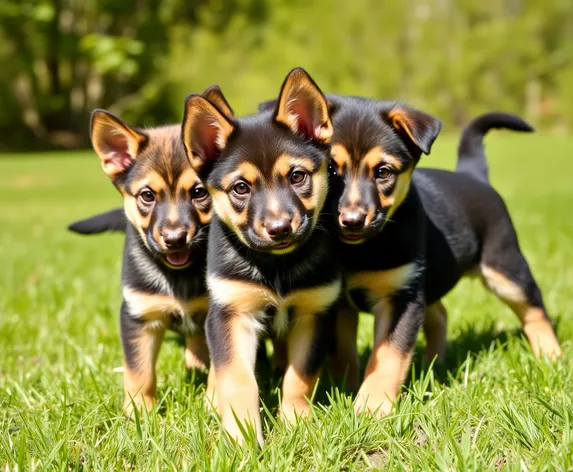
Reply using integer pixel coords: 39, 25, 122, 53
1, 132, 572, 470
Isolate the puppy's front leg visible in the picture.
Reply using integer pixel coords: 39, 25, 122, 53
281, 312, 329, 423
120, 302, 166, 415
207, 306, 262, 444
330, 299, 360, 392
355, 289, 424, 417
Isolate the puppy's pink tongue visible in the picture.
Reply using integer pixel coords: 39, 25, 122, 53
166, 250, 191, 266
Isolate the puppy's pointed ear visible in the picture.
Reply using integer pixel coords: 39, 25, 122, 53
202, 85, 235, 120
274, 68, 333, 144
182, 94, 235, 174
90, 110, 148, 179
383, 105, 442, 155
258, 99, 277, 113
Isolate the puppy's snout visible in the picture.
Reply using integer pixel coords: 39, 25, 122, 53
162, 228, 187, 248
339, 211, 366, 231
265, 218, 292, 240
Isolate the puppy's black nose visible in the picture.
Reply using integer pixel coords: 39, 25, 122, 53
340, 211, 366, 231
162, 228, 187, 248
265, 218, 292, 240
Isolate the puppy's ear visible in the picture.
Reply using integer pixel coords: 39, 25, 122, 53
274, 68, 333, 144
90, 110, 148, 179
383, 105, 442, 155
182, 94, 235, 174
258, 99, 277, 113
202, 85, 235, 120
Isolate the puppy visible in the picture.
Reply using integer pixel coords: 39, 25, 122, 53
70, 86, 234, 414
182, 68, 341, 444
325, 100, 562, 416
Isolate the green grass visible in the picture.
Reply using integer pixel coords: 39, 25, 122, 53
1, 133, 573, 470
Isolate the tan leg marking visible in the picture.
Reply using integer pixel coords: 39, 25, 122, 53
355, 340, 413, 417
215, 314, 263, 445
481, 266, 561, 359
185, 335, 209, 371
123, 325, 165, 416
354, 299, 411, 417
281, 314, 320, 423
423, 300, 448, 363
330, 302, 360, 392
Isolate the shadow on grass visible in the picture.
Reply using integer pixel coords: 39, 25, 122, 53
162, 321, 535, 413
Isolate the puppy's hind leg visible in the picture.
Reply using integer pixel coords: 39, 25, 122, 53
423, 300, 448, 364
481, 239, 561, 359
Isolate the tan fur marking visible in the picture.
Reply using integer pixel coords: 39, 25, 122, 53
208, 277, 340, 317
423, 300, 448, 363
300, 161, 328, 214
221, 163, 263, 189
291, 211, 302, 233
208, 277, 271, 314
281, 314, 319, 422
215, 314, 262, 444
136, 171, 167, 195
273, 154, 316, 177
481, 266, 561, 358
330, 144, 351, 171
176, 167, 201, 192
355, 341, 413, 417
287, 279, 342, 315
185, 335, 210, 371
348, 178, 360, 206
210, 189, 248, 242
388, 109, 418, 147
123, 197, 151, 249
360, 147, 402, 175
384, 169, 413, 220
347, 263, 417, 300
123, 325, 165, 416
330, 303, 360, 392
123, 288, 209, 321
268, 195, 281, 214
198, 208, 212, 226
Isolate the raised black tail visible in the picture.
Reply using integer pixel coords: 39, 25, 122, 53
68, 208, 126, 235
456, 112, 534, 184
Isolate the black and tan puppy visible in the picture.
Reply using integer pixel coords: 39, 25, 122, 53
71, 86, 234, 414
326, 101, 562, 416
181, 68, 341, 443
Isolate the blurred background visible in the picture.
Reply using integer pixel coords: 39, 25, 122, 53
0, 0, 572, 151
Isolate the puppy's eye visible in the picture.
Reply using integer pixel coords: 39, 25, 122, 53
139, 189, 155, 203
376, 166, 393, 180
233, 181, 251, 195
192, 186, 208, 200
290, 170, 306, 185
328, 159, 337, 176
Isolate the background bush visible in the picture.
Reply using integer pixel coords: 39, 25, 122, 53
1, 0, 572, 150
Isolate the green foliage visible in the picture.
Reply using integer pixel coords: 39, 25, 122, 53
1, 134, 573, 468
0, 0, 572, 150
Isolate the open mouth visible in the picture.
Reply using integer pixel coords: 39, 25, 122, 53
273, 241, 294, 250
341, 233, 363, 241
164, 250, 191, 267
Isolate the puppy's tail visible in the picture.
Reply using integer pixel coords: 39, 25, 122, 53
68, 208, 126, 235
456, 112, 534, 184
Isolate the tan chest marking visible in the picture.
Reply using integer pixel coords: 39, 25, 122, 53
208, 276, 341, 325
123, 287, 209, 321
347, 263, 417, 301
